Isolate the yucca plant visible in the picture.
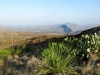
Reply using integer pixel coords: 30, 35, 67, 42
38, 42, 77, 75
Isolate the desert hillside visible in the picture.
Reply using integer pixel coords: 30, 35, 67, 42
0, 26, 100, 75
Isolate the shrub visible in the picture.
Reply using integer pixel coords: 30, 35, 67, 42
38, 42, 77, 75
0, 48, 12, 59
65, 33, 100, 60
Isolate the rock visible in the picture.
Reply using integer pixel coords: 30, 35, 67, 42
14, 55, 19, 59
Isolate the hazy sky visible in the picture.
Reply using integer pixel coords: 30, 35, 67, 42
0, 0, 100, 26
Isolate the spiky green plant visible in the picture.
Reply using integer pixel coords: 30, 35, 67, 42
38, 42, 77, 75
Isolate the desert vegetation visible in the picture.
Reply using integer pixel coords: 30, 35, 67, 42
0, 27, 100, 75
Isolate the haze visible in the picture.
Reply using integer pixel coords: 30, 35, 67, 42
0, 0, 100, 26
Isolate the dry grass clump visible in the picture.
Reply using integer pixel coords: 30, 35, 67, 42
94, 66, 100, 75
81, 64, 94, 75
81, 53, 100, 75
0, 55, 41, 75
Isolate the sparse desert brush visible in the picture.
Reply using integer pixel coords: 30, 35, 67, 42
0, 30, 100, 75
1, 54, 41, 75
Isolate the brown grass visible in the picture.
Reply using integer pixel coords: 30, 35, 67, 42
0, 30, 66, 49
81, 53, 100, 75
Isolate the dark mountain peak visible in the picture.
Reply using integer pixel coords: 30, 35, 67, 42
59, 24, 72, 33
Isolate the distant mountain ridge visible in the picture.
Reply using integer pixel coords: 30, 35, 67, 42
0, 23, 99, 34
22, 22, 85, 34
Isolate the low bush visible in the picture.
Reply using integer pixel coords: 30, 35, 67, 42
65, 33, 100, 61
0, 48, 12, 59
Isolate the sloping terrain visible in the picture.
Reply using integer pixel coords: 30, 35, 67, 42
0, 26, 100, 75
10, 26, 100, 59
0, 31, 49, 49
75, 26, 100, 38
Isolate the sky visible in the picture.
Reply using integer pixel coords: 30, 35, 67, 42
0, 0, 100, 26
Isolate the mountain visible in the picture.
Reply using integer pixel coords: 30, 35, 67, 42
22, 23, 84, 34
59, 24, 72, 33
0, 23, 99, 34
28, 23, 100, 34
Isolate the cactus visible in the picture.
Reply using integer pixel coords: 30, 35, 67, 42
65, 33, 100, 60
